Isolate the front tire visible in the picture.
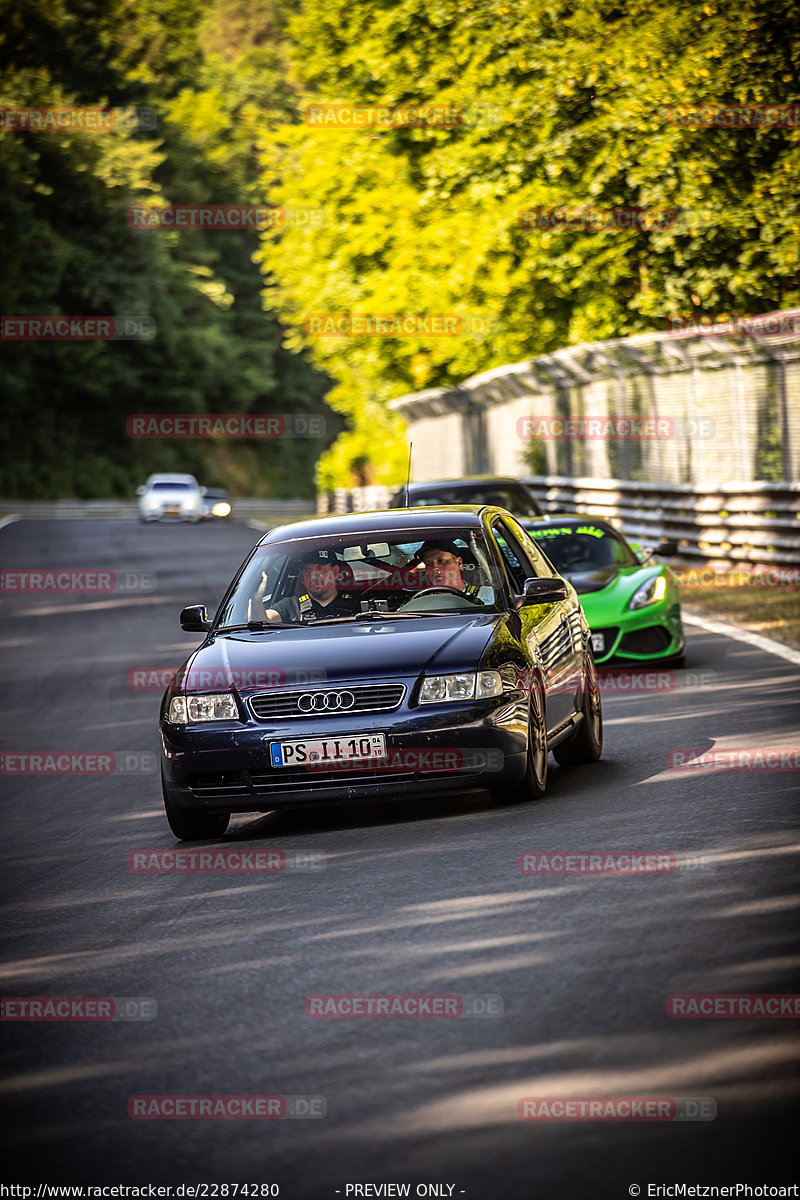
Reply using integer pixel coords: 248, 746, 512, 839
162, 776, 230, 841
491, 674, 548, 803
554, 648, 603, 766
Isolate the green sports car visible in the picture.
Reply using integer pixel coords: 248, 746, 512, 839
522, 514, 685, 666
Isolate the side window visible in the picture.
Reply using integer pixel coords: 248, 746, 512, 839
492, 520, 535, 592
505, 517, 557, 577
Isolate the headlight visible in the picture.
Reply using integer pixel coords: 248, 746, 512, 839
629, 575, 668, 610
168, 693, 238, 723
211, 501, 231, 517
419, 670, 503, 704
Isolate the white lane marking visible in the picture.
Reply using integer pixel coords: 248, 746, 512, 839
0, 515, 20, 532
683, 609, 800, 667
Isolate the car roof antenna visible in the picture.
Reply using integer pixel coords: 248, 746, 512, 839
404, 442, 413, 507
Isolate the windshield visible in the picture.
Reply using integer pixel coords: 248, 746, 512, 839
527, 523, 637, 573
216, 528, 504, 628
408, 485, 541, 517
150, 481, 195, 491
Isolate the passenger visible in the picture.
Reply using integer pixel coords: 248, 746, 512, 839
263, 549, 358, 623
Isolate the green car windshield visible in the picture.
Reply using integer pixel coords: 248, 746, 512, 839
529, 523, 638, 573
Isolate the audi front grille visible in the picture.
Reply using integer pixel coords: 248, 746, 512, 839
248, 683, 406, 721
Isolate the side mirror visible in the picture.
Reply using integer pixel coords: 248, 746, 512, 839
180, 604, 211, 632
136, 485, 146, 495
658, 539, 679, 557
515, 576, 569, 608
635, 545, 655, 563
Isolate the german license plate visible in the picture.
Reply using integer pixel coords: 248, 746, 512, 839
591, 633, 605, 654
269, 733, 387, 768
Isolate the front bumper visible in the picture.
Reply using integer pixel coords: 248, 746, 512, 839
161, 693, 528, 813
140, 503, 202, 521
585, 602, 684, 665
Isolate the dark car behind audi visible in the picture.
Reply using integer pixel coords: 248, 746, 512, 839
389, 477, 544, 518
159, 507, 602, 839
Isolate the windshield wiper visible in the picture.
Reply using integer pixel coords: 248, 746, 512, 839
311, 608, 491, 624
213, 621, 290, 633
308, 609, 427, 624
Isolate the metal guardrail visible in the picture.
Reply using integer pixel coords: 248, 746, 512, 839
8, 488, 794, 563
0, 498, 315, 524
317, 486, 395, 516
524, 477, 800, 565
317, 478, 800, 566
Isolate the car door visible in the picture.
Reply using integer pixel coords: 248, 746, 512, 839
510, 514, 586, 707
489, 516, 578, 730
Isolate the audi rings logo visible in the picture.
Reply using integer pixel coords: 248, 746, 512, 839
297, 691, 356, 713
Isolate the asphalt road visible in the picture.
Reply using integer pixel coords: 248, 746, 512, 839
1, 519, 799, 1199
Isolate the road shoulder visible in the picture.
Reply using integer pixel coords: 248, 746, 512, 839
683, 607, 800, 666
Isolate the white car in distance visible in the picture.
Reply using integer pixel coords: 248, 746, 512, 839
137, 474, 204, 523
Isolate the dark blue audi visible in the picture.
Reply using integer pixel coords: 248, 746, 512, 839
159, 507, 602, 839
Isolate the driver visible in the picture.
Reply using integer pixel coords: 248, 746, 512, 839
264, 550, 358, 623
414, 540, 484, 601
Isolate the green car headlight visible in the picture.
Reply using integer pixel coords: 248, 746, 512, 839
168, 693, 238, 723
419, 671, 502, 704
629, 575, 667, 610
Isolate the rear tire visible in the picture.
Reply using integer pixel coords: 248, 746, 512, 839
491, 675, 548, 804
162, 776, 230, 841
553, 648, 603, 766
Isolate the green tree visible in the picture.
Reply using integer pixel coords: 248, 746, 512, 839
257, 0, 799, 486
0, 0, 335, 498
